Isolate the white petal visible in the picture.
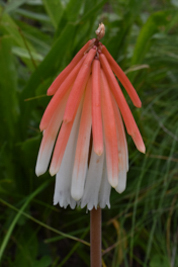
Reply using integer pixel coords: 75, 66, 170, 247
110, 97, 129, 194
70, 126, 91, 201
115, 107, 128, 194
53, 101, 82, 209
35, 92, 69, 176
117, 109, 129, 172
71, 83, 92, 201
35, 131, 54, 176
54, 171, 76, 209
98, 159, 111, 209
81, 146, 104, 210
115, 170, 127, 193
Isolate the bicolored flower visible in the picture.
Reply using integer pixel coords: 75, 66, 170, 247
35, 24, 145, 210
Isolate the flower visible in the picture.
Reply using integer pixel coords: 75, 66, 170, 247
35, 23, 145, 210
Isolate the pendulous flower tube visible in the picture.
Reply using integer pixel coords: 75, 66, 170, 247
35, 24, 145, 210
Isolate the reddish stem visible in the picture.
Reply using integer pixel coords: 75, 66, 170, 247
90, 207, 102, 267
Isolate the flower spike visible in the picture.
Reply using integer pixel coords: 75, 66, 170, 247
36, 23, 145, 210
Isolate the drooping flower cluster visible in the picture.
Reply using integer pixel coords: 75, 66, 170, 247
35, 24, 145, 210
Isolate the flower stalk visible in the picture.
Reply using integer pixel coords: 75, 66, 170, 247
90, 207, 102, 267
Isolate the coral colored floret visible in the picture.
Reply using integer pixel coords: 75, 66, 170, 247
35, 31, 145, 210
92, 59, 103, 156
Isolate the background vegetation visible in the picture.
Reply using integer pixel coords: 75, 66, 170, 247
0, 0, 178, 266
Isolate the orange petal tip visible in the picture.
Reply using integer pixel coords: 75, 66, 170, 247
97, 151, 103, 156
136, 100, 142, 108
94, 148, 103, 157
47, 91, 53, 96
139, 144, 146, 154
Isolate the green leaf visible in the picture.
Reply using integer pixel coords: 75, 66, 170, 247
150, 255, 170, 267
21, 135, 41, 171
4, 0, 27, 13
16, 20, 51, 55
0, 180, 50, 260
0, 36, 19, 139
15, 8, 50, 22
13, 227, 39, 267
33, 256, 52, 267
131, 10, 178, 65
0, 6, 38, 70
83, 0, 99, 13
26, 0, 42, 5
105, 0, 144, 60
65, 0, 83, 22
12, 46, 44, 61
42, 0, 64, 28
79, 0, 107, 23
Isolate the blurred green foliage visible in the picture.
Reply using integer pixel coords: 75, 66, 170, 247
0, 0, 178, 266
